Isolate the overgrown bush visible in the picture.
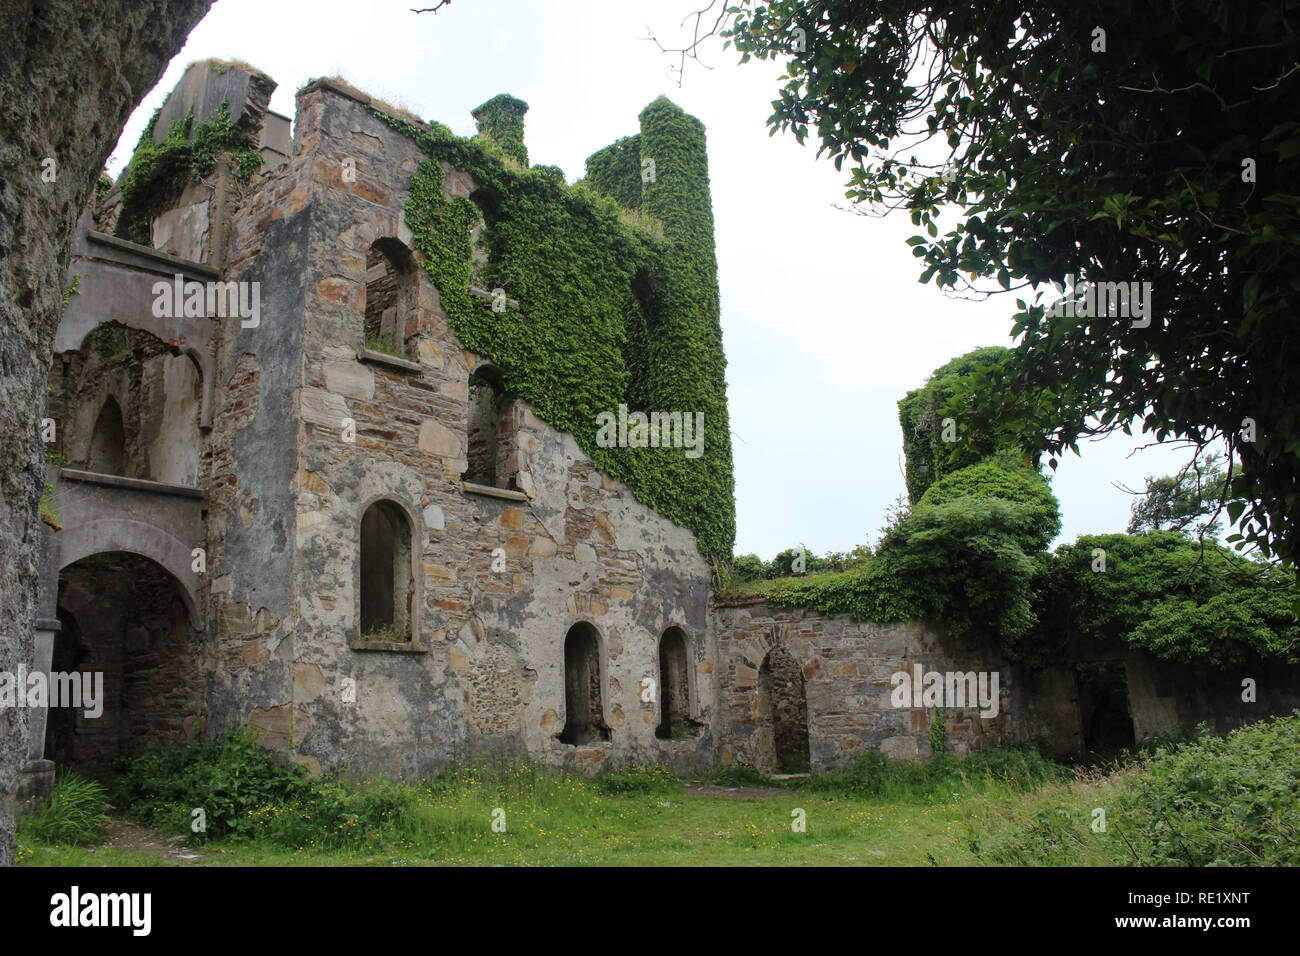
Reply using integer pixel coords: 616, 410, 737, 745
797, 743, 1068, 801
1119, 714, 1300, 865
976, 715, 1300, 866
1033, 531, 1298, 666
20, 771, 110, 845
107, 727, 320, 841
104, 731, 641, 852
916, 460, 1061, 552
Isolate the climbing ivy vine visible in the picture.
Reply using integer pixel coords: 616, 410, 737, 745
371, 98, 735, 558
117, 101, 263, 245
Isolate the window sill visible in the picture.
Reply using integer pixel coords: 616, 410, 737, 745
348, 639, 428, 653
357, 348, 423, 373
60, 468, 204, 499
462, 481, 528, 502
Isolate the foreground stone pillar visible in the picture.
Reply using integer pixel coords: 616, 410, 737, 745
15, 619, 59, 808
0, 0, 215, 867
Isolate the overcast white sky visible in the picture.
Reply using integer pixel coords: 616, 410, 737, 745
107, 0, 1194, 559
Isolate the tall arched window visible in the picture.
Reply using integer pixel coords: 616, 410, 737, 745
87, 396, 126, 476
364, 238, 416, 358
359, 500, 414, 642
656, 627, 696, 740
559, 622, 610, 745
464, 364, 517, 489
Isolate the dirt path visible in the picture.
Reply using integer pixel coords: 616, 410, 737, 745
682, 782, 788, 799
96, 819, 207, 863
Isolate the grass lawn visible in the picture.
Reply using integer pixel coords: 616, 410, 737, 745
33, 718, 1291, 868
21, 781, 1052, 867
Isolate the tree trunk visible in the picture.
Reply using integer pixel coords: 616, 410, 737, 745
0, 0, 214, 867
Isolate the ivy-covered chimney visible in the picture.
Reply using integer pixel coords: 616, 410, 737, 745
471, 94, 529, 165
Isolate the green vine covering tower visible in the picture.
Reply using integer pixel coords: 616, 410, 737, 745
373, 94, 735, 558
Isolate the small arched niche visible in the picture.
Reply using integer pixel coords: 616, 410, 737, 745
559, 622, 611, 745
363, 238, 417, 359
358, 499, 416, 643
656, 626, 699, 740
87, 396, 126, 476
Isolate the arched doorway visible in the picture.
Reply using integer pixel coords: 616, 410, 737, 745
756, 646, 810, 774
52, 551, 205, 775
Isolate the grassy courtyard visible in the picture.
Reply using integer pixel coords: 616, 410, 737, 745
18, 715, 1298, 867
20, 774, 1089, 867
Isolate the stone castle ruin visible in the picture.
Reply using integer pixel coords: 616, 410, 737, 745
17, 62, 1299, 800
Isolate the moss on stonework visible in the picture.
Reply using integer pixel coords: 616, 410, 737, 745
116, 101, 264, 246
370, 98, 735, 558
364, 332, 405, 358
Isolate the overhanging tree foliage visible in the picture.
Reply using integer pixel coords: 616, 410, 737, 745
1126, 452, 1243, 539
678, 0, 1300, 564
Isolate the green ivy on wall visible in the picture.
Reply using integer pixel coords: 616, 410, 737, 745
898, 346, 1018, 503
584, 134, 644, 210
370, 96, 735, 558
470, 94, 530, 166
117, 101, 264, 246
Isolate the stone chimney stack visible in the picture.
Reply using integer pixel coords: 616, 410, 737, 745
471, 93, 529, 165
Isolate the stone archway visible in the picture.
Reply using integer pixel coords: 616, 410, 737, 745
756, 645, 811, 774
56, 518, 201, 627
51, 551, 206, 776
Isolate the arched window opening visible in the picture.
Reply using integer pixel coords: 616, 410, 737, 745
559, 622, 610, 745
364, 238, 416, 359
656, 627, 697, 740
464, 365, 518, 490
468, 187, 503, 283
757, 645, 810, 774
359, 500, 414, 642
142, 352, 202, 486
87, 396, 126, 476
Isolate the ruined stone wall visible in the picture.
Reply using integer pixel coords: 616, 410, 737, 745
210, 81, 716, 777
47, 324, 202, 485
201, 108, 309, 757
715, 600, 1300, 771
1122, 650, 1300, 742
714, 601, 1019, 772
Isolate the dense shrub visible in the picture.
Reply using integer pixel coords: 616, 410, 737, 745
1119, 714, 1300, 865
107, 727, 319, 841
19, 772, 110, 846
977, 715, 1300, 866
1034, 532, 1298, 666
917, 460, 1061, 552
